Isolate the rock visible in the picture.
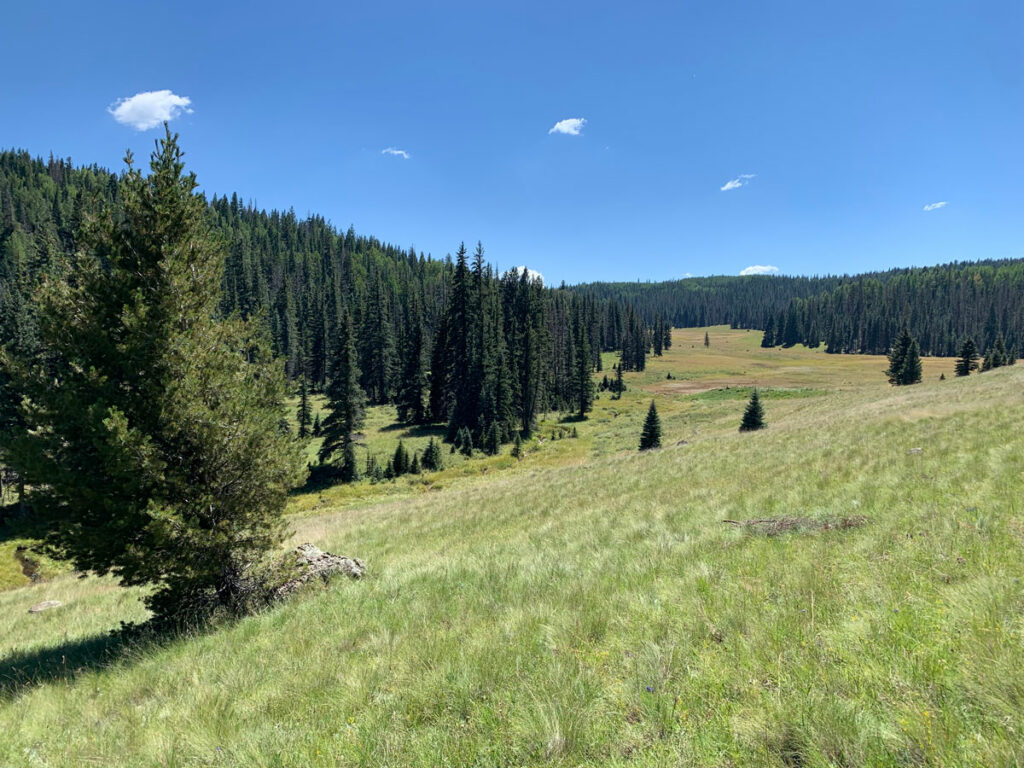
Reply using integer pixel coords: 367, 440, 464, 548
274, 543, 365, 599
907, 447, 923, 454
28, 600, 61, 613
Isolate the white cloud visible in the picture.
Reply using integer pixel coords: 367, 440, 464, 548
382, 147, 410, 159
108, 90, 193, 130
923, 201, 948, 211
548, 118, 586, 136
740, 265, 779, 276
505, 266, 544, 284
721, 173, 755, 192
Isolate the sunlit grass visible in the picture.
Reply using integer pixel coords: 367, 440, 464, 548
1, 328, 1021, 766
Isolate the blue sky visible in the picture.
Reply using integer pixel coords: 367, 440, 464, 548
3, 1, 1022, 284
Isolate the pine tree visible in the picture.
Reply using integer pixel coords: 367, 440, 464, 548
319, 307, 365, 482
296, 376, 312, 438
312, 412, 322, 437
396, 297, 428, 423
485, 422, 502, 455
982, 335, 1007, 371
410, 452, 421, 474
458, 426, 474, 456
704, 331, 710, 348
739, 389, 766, 432
954, 337, 979, 377
422, 436, 443, 471
574, 309, 595, 418
0, 129, 306, 622
761, 315, 776, 347
886, 328, 923, 386
512, 433, 523, 459
638, 400, 662, 450
392, 440, 410, 475
614, 365, 625, 399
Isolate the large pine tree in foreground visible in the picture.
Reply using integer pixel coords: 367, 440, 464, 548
638, 400, 662, 450
0, 129, 305, 623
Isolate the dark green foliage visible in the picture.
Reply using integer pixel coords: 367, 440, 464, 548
392, 441, 410, 476
312, 412, 322, 437
885, 328, 923, 386
573, 306, 595, 418
319, 308, 365, 482
485, 422, 502, 455
704, 331, 710, 347
365, 453, 384, 482
396, 297, 428, 423
410, 452, 421, 474
296, 377, 312, 438
457, 426, 474, 456
0, 130, 306, 623
739, 389, 766, 432
982, 335, 1007, 371
421, 437, 443, 471
638, 400, 662, 451
955, 338, 979, 376
761, 315, 776, 347
614, 366, 625, 399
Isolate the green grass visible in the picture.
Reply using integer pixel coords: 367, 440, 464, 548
1, 328, 1022, 766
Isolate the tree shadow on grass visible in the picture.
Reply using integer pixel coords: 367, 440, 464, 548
376, 422, 447, 438
0, 627, 165, 701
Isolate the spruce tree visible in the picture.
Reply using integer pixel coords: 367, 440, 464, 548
396, 297, 428, 423
512, 433, 523, 459
982, 335, 1007, 371
704, 331, 710, 348
761, 316, 776, 348
392, 440, 410, 476
319, 307, 365, 482
614, 365, 625, 399
422, 436, 443, 471
886, 328, 923, 386
739, 389, 766, 432
296, 376, 312, 438
312, 412, 322, 437
638, 400, 662, 451
954, 337, 979, 376
0, 129, 306, 622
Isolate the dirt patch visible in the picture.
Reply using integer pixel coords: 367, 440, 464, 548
649, 379, 750, 395
722, 515, 868, 536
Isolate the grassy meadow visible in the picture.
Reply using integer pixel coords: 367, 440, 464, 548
1, 327, 1022, 766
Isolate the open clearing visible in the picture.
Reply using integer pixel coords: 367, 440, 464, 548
1, 328, 1021, 767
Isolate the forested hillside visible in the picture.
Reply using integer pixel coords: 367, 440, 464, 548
573, 259, 1024, 357
0, 149, 646, 450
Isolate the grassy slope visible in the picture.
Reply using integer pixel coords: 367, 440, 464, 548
1, 328, 1022, 767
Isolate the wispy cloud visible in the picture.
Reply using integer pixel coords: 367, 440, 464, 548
740, 265, 779, 276
721, 173, 755, 192
505, 266, 544, 284
108, 90, 192, 130
923, 201, 948, 211
381, 147, 410, 159
548, 118, 586, 136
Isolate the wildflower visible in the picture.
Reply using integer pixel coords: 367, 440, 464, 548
645, 685, 654, 693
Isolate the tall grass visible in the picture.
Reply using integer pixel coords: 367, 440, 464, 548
0, 329, 1021, 766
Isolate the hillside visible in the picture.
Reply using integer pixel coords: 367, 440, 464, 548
2, 328, 1021, 766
